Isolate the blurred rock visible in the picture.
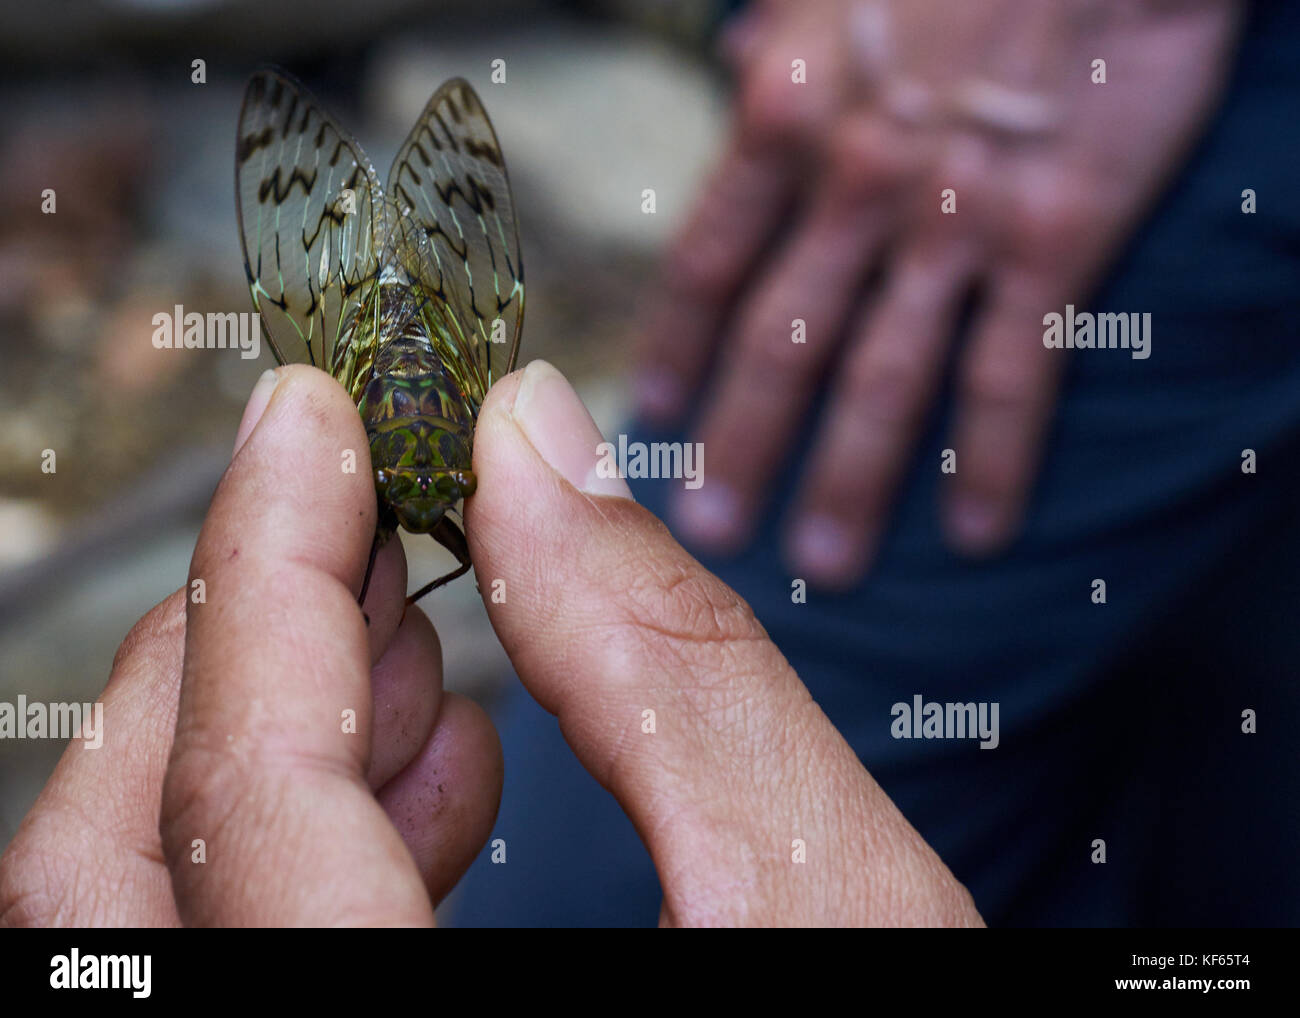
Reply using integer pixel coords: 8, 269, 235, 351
0, 499, 59, 570
368, 24, 726, 250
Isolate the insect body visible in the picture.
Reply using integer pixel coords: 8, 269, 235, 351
235, 68, 524, 602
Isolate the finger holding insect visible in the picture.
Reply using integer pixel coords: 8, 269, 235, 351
4, 368, 414, 927
164, 365, 433, 925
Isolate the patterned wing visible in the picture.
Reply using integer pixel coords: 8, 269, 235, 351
387, 78, 524, 408
236, 68, 389, 393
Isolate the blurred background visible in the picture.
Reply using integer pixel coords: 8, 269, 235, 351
0, 0, 731, 854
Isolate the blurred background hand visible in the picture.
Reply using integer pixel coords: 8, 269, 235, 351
638, 0, 1243, 588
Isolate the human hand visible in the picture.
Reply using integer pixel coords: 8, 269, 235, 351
0, 362, 981, 926
0, 365, 502, 925
637, 0, 1243, 588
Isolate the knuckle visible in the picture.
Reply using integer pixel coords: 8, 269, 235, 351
0, 814, 108, 927
581, 550, 773, 707
847, 348, 928, 428
160, 735, 297, 866
960, 356, 1033, 413
616, 554, 762, 654
824, 119, 906, 202
938, 137, 994, 198
159, 741, 248, 853
162, 705, 351, 863
1008, 194, 1090, 264
607, 558, 787, 732
739, 63, 824, 148
568, 537, 805, 793
0, 837, 64, 927
0, 876, 66, 928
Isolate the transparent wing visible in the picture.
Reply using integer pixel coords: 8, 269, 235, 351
236, 68, 388, 392
387, 78, 524, 407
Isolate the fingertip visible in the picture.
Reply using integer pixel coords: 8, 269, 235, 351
504, 360, 633, 500
671, 482, 749, 554
478, 367, 525, 424
735, 16, 838, 150
785, 514, 869, 591
232, 368, 282, 457
197, 363, 377, 594
942, 491, 1016, 557
252, 363, 369, 452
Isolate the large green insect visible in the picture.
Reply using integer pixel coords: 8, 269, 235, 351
236, 68, 524, 603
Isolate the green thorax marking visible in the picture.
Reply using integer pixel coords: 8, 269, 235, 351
354, 282, 475, 481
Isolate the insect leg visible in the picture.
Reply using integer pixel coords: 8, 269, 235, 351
406, 515, 472, 605
357, 531, 381, 622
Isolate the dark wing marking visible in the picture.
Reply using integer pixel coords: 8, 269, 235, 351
387, 77, 524, 408
236, 68, 388, 394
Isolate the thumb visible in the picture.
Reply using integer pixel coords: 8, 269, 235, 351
466, 361, 980, 927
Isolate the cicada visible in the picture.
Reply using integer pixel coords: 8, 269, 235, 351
235, 68, 523, 603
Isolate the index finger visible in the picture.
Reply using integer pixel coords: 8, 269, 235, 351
944, 271, 1068, 555
160, 366, 431, 926
635, 19, 840, 422
635, 137, 797, 422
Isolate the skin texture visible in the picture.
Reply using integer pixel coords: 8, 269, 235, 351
637, 0, 1244, 588
0, 363, 981, 926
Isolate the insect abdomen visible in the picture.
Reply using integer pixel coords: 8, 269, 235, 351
360, 349, 474, 461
